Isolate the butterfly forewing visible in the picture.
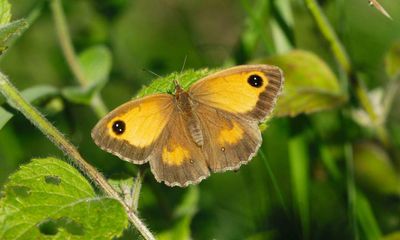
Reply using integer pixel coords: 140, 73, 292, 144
91, 94, 175, 164
189, 65, 283, 122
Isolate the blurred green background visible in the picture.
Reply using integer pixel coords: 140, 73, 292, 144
1, 0, 400, 239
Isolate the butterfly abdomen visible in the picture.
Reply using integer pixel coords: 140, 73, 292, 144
187, 115, 204, 147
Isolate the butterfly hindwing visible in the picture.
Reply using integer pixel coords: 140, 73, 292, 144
195, 104, 262, 172
149, 111, 210, 187
91, 94, 175, 164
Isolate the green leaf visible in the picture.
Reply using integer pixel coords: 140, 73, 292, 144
383, 232, 400, 240
0, 19, 29, 54
62, 85, 97, 105
62, 45, 112, 104
20, 85, 64, 115
0, 106, 12, 129
256, 50, 347, 117
173, 186, 199, 218
385, 41, 400, 78
0, 0, 11, 25
353, 142, 400, 195
0, 157, 128, 239
21, 85, 59, 105
137, 68, 216, 98
108, 178, 136, 210
5, 85, 62, 115
79, 45, 112, 86
41, 97, 64, 115
158, 187, 199, 240
245, 231, 276, 240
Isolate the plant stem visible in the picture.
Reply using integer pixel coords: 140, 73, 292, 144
132, 168, 146, 212
304, 0, 351, 74
0, 72, 155, 240
91, 95, 109, 118
50, 0, 147, 210
50, 0, 108, 118
304, 0, 390, 145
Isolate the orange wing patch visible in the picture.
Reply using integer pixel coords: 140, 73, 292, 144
162, 144, 190, 166
190, 70, 269, 113
106, 99, 172, 148
217, 121, 244, 145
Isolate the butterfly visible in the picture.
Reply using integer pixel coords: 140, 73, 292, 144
92, 65, 284, 187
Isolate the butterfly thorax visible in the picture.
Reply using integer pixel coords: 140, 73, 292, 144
174, 83, 204, 147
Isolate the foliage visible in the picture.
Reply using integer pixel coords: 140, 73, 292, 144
0, 157, 127, 239
0, 0, 400, 239
62, 45, 112, 105
258, 50, 347, 117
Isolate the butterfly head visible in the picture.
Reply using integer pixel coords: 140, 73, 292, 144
173, 79, 185, 95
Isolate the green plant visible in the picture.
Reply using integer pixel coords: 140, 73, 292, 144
0, 0, 399, 239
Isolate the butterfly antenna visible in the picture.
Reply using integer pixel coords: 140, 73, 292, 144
141, 68, 165, 93
173, 55, 188, 90
180, 55, 188, 74
142, 68, 163, 78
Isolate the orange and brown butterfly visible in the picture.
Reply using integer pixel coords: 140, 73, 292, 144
91, 65, 284, 187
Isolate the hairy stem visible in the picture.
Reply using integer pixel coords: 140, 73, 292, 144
132, 168, 146, 212
50, 0, 146, 209
50, 0, 108, 118
304, 0, 389, 145
0, 72, 155, 240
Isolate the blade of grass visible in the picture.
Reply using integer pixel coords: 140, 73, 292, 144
270, 0, 295, 53
356, 192, 382, 240
303, 0, 350, 74
345, 144, 382, 239
289, 134, 310, 240
345, 143, 359, 240
259, 151, 289, 217
239, 0, 274, 56
319, 145, 341, 181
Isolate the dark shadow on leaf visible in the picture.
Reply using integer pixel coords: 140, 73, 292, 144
44, 175, 62, 185
38, 217, 85, 236
9, 185, 30, 197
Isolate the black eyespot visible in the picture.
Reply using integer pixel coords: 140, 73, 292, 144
112, 120, 125, 135
247, 74, 263, 88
